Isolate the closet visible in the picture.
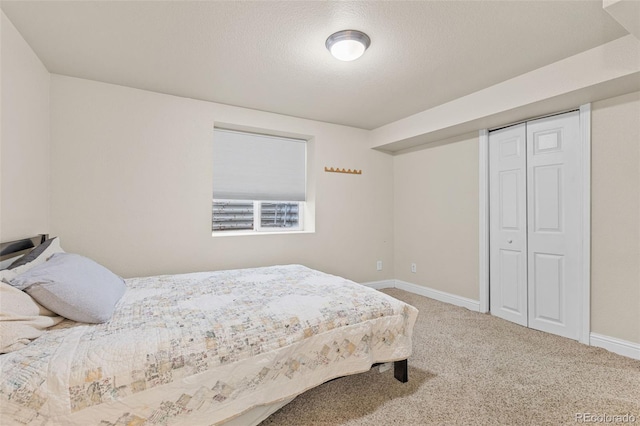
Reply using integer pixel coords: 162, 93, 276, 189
489, 110, 585, 340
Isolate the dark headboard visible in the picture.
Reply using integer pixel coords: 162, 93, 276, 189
0, 234, 48, 262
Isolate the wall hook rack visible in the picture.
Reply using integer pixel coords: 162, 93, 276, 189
324, 167, 362, 175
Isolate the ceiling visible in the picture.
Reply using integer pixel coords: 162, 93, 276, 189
1, 1, 628, 130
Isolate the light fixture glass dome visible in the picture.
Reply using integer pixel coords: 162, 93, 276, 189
326, 30, 371, 61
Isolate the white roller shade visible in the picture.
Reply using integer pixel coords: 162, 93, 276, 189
213, 129, 306, 201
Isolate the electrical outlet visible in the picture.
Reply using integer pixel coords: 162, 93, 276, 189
376, 260, 383, 271
411, 263, 417, 273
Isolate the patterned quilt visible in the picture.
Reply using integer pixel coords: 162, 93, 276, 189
0, 265, 418, 425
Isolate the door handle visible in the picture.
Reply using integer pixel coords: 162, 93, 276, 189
507, 239, 513, 244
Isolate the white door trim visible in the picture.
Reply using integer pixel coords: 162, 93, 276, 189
479, 129, 490, 314
579, 103, 591, 345
478, 104, 591, 343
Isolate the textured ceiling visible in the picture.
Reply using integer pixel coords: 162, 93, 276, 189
1, 1, 628, 129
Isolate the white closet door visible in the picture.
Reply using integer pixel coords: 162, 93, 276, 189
489, 123, 528, 326
526, 111, 582, 340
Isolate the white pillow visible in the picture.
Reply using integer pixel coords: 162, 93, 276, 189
0, 237, 65, 284
0, 282, 63, 353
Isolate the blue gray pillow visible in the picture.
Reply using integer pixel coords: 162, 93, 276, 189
9, 253, 126, 323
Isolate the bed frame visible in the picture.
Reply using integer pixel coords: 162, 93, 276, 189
0, 234, 48, 262
0, 234, 409, 384
394, 359, 408, 382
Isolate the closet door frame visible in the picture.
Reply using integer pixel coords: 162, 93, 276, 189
478, 104, 591, 344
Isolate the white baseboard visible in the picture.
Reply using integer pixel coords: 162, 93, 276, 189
590, 333, 640, 360
361, 279, 395, 290
395, 280, 481, 312
361, 279, 480, 312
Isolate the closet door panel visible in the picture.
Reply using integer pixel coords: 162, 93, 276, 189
532, 252, 564, 324
498, 249, 525, 314
533, 165, 563, 233
489, 124, 528, 327
526, 111, 582, 340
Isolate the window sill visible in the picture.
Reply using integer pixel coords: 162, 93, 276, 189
211, 230, 315, 238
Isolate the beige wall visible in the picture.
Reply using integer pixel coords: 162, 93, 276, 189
3, 14, 638, 344
49, 75, 394, 282
591, 91, 640, 344
393, 133, 479, 300
0, 11, 50, 241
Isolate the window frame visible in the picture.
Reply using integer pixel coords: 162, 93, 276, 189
212, 199, 304, 234
211, 126, 314, 237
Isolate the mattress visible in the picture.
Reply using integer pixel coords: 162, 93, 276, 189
0, 265, 418, 425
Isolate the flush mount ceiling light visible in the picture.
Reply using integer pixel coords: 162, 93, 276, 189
325, 30, 371, 61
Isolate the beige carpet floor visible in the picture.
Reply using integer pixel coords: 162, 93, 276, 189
260, 288, 640, 425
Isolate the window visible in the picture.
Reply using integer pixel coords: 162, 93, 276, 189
260, 202, 301, 230
212, 200, 253, 231
212, 200, 301, 232
212, 129, 306, 234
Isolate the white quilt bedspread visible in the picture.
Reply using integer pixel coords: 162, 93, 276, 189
0, 265, 418, 425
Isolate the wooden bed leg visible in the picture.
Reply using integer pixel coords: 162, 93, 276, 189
394, 359, 408, 383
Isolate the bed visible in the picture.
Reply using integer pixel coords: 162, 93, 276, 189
0, 235, 418, 425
